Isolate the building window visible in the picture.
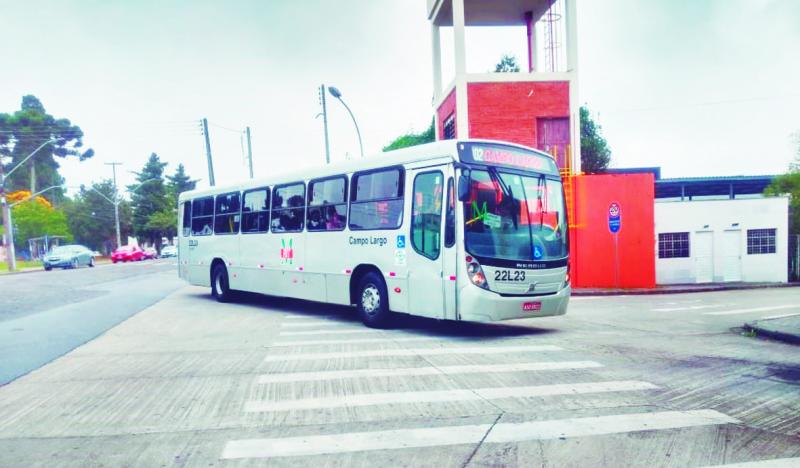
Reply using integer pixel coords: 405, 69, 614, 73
191, 197, 214, 236
747, 228, 776, 255
658, 232, 689, 258
271, 183, 305, 233
443, 114, 456, 140
214, 192, 241, 235
241, 188, 270, 233
349, 167, 404, 230
307, 176, 347, 231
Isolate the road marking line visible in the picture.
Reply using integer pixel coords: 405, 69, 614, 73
270, 337, 432, 347
279, 329, 376, 336
263, 345, 562, 362
257, 361, 604, 383
700, 458, 800, 467
221, 409, 735, 459
281, 321, 354, 328
758, 312, 800, 321
652, 305, 726, 312
704, 305, 800, 316
244, 381, 656, 412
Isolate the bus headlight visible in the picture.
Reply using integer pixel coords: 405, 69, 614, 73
466, 258, 489, 289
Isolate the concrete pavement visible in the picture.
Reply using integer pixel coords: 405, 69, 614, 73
1, 285, 799, 466
0, 259, 184, 384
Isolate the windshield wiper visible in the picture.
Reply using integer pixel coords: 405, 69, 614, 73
487, 167, 518, 229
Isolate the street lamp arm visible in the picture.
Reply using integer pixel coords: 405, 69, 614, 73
86, 186, 116, 206
334, 98, 364, 159
4, 138, 58, 179
9, 185, 62, 208
126, 178, 161, 196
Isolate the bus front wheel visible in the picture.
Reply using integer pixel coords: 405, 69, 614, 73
211, 264, 234, 303
357, 272, 391, 328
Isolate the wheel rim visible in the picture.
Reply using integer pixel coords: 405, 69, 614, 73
215, 274, 224, 296
361, 284, 381, 315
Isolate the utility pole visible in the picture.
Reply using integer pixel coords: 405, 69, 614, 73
201, 118, 216, 186
105, 162, 123, 249
245, 126, 254, 179
1, 165, 16, 272
319, 85, 331, 164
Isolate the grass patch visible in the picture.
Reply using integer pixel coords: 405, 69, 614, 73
0, 260, 42, 273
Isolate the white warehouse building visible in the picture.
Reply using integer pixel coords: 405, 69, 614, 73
653, 175, 789, 284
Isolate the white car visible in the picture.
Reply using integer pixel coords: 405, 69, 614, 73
160, 245, 177, 258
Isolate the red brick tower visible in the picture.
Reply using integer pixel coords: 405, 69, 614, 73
427, 0, 580, 171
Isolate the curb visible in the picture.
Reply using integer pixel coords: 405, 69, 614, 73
743, 322, 800, 345
572, 283, 800, 297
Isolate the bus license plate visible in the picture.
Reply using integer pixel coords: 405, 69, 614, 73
522, 302, 542, 311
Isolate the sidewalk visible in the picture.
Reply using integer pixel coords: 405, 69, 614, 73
744, 314, 800, 345
572, 282, 800, 296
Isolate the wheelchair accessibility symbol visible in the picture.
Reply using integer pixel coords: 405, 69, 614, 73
396, 235, 406, 249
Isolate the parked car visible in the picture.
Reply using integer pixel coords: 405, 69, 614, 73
160, 245, 177, 258
143, 247, 158, 260
111, 245, 144, 263
43, 245, 96, 270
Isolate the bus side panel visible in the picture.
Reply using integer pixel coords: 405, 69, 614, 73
215, 235, 241, 289
188, 236, 212, 287
306, 231, 348, 304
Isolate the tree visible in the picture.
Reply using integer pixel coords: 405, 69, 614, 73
383, 120, 435, 152
145, 209, 178, 245
0, 95, 94, 199
63, 180, 132, 253
166, 163, 198, 206
128, 153, 169, 248
11, 201, 72, 251
765, 134, 800, 236
580, 106, 611, 174
494, 54, 521, 73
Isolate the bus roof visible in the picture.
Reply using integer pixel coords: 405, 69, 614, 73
179, 139, 544, 201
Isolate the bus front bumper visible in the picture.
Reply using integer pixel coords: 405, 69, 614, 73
458, 283, 571, 322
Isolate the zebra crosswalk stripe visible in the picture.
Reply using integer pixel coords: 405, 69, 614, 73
221, 409, 737, 459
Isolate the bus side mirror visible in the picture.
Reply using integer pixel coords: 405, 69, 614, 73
457, 174, 470, 201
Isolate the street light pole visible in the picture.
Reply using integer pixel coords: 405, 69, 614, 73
328, 86, 364, 158
105, 162, 123, 249
1, 138, 57, 272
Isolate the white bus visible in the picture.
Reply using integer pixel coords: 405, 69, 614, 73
177, 139, 570, 327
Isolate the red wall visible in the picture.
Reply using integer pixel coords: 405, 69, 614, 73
467, 81, 569, 148
570, 174, 656, 289
436, 89, 457, 138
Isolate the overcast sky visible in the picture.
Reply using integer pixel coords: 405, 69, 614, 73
2, 0, 799, 194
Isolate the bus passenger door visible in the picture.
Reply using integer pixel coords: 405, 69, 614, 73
442, 170, 458, 320
406, 167, 446, 319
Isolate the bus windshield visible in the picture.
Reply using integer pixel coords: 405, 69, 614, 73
463, 169, 567, 262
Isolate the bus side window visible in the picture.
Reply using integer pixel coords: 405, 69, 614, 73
307, 176, 347, 232
242, 188, 270, 233
272, 182, 305, 233
182, 201, 191, 237
445, 177, 455, 247
191, 197, 214, 236
411, 171, 443, 260
214, 192, 241, 235
349, 166, 404, 230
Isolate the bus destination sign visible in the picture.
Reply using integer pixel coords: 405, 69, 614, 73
459, 143, 559, 175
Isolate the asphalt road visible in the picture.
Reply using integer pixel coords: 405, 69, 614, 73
0, 259, 184, 384
0, 280, 799, 466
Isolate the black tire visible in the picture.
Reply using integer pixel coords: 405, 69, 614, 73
44, 266, 52, 271
211, 264, 234, 303
89, 257, 95, 267
71, 259, 78, 269
356, 271, 392, 328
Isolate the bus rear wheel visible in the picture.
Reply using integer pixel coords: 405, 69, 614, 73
357, 272, 391, 328
211, 264, 234, 303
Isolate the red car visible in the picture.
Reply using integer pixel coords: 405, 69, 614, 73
111, 245, 145, 263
